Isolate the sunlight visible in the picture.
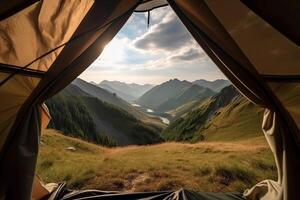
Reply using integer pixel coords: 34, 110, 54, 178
99, 37, 127, 63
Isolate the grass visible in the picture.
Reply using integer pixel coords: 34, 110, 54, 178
202, 98, 265, 143
37, 129, 277, 193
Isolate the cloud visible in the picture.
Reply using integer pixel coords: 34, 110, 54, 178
81, 6, 224, 84
133, 12, 193, 52
170, 48, 203, 61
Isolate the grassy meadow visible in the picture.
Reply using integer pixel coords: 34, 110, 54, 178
37, 129, 277, 193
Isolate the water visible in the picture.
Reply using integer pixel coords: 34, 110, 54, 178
131, 103, 141, 107
132, 104, 169, 124
159, 117, 170, 125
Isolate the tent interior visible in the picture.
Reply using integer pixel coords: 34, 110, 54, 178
0, 0, 300, 200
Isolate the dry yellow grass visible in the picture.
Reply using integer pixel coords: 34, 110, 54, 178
37, 129, 277, 193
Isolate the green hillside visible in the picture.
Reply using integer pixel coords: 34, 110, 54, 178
167, 100, 203, 120
82, 97, 163, 145
46, 93, 117, 147
162, 86, 239, 141
46, 85, 163, 146
136, 79, 215, 112
193, 79, 231, 92
73, 78, 165, 129
157, 84, 215, 112
202, 97, 264, 142
37, 129, 276, 193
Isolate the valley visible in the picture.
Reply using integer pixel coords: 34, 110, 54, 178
46, 78, 264, 145
38, 129, 276, 193
41, 78, 277, 193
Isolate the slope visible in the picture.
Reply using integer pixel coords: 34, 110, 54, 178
99, 80, 154, 102
202, 96, 264, 142
162, 86, 263, 142
157, 84, 215, 112
37, 129, 276, 193
72, 78, 165, 130
45, 89, 117, 147
46, 85, 163, 145
136, 79, 215, 112
193, 79, 231, 92
99, 83, 136, 102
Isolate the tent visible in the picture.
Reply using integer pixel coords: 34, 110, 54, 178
0, 0, 299, 199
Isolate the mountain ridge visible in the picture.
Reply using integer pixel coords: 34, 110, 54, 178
135, 79, 216, 112
73, 78, 165, 130
193, 79, 231, 92
46, 84, 163, 145
162, 85, 261, 141
99, 80, 154, 102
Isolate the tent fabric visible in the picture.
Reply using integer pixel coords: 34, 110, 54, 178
43, 182, 245, 200
204, 0, 300, 76
0, 0, 300, 200
0, 0, 139, 199
135, 0, 168, 12
0, 0, 94, 154
0, 0, 94, 71
241, 0, 300, 47
168, 0, 300, 200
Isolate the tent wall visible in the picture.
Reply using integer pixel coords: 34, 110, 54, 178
0, 0, 299, 199
168, 0, 300, 200
0, 0, 139, 199
241, 0, 300, 46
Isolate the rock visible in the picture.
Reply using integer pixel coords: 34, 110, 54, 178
66, 146, 76, 151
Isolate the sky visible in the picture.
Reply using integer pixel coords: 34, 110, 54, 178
79, 6, 226, 85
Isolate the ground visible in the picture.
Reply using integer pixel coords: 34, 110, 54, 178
37, 129, 277, 193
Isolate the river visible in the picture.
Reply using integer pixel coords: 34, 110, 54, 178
131, 104, 170, 125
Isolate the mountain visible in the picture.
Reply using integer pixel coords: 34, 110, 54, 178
135, 79, 215, 112
99, 80, 154, 102
72, 78, 165, 130
99, 83, 137, 102
193, 79, 231, 92
156, 84, 215, 112
46, 84, 163, 145
162, 85, 263, 142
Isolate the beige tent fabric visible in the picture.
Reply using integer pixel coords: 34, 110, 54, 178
40, 104, 50, 129
31, 175, 57, 200
169, 1, 300, 200
0, 0, 94, 71
268, 83, 300, 130
0, 73, 40, 151
0, 1, 139, 199
204, 0, 300, 76
244, 110, 283, 200
0, 0, 299, 199
0, 0, 94, 160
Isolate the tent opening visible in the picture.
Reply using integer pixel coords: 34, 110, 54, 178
37, 5, 276, 198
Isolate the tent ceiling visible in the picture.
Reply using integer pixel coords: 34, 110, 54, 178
135, 0, 168, 12
205, 0, 300, 76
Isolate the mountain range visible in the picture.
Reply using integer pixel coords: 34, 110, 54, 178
46, 77, 263, 146
98, 80, 154, 102
193, 79, 231, 92
73, 79, 164, 129
162, 85, 263, 141
135, 79, 217, 112
46, 79, 164, 145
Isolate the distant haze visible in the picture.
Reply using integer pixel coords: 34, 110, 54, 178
79, 6, 226, 85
